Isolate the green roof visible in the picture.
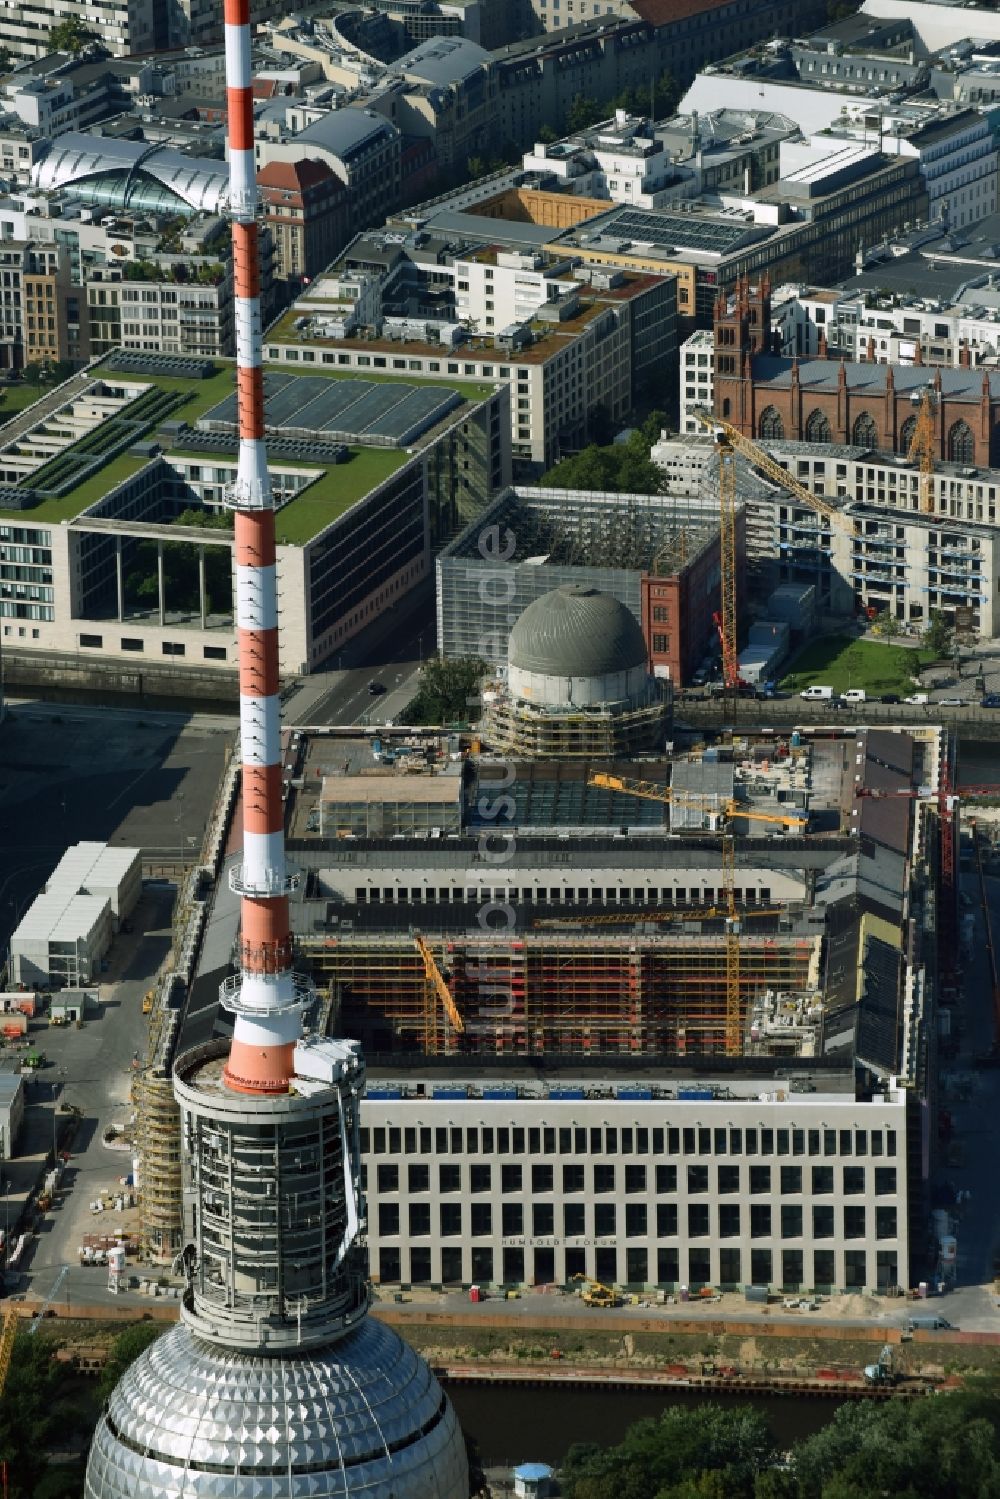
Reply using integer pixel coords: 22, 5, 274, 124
274, 449, 410, 545
0, 357, 463, 536
0, 453, 151, 526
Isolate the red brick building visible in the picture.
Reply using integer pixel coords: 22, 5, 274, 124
713, 279, 1000, 466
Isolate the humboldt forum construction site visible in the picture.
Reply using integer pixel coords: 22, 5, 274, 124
0, 22, 977, 1482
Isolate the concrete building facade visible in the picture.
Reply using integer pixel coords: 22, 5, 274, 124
360, 1071, 910, 1295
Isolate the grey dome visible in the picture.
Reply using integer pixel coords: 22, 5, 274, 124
509, 585, 648, 678
85, 1318, 468, 1499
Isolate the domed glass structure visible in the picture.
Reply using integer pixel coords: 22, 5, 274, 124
85, 1319, 468, 1498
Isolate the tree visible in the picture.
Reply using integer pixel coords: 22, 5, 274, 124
48, 16, 98, 52
566, 93, 604, 132
924, 608, 954, 658
561, 1405, 777, 1499
538, 123, 559, 144
541, 412, 666, 496
0, 1334, 76, 1499
872, 608, 898, 642
99, 1322, 163, 1399
403, 655, 487, 726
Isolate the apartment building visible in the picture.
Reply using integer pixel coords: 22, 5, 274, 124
361, 1069, 910, 1294
652, 430, 1000, 635
266, 257, 674, 471
257, 160, 350, 290
257, 111, 402, 239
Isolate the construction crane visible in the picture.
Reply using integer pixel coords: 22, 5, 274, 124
413, 934, 464, 1053
693, 408, 855, 535
717, 433, 739, 720
28, 1263, 69, 1335
571, 1271, 620, 1307
0, 1305, 17, 1395
693, 408, 863, 720
587, 774, 807, 1055
588, 773, 808, 830
907, 387, 937, 516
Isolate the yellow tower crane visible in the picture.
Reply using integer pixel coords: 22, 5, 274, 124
588, 773, 806, 1056
0, 1305, 17, 1395
414, 933, 464, 1054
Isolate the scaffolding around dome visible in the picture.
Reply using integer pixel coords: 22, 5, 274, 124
483, 583, 672, 759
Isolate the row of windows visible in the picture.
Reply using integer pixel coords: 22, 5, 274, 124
78, 633, 227, 660
376, 1244, 895, 1291
758, 404, 978, 465
361, 1124, 898, 1159
375, 1200, 898, 1242
373, 1161, 898, 1197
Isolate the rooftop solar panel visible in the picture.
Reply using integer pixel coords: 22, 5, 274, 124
198, 373, 465, 446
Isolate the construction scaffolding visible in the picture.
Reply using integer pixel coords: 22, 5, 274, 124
482, 691, 671, 760
299, 929, 821, 1058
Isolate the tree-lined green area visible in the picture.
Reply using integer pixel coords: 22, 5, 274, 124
562, 1381, 1000, 1499
0, 1323, 164, 1499
403, 655, 487, 726
540, 411, 666, 495
779, 636, 934, 696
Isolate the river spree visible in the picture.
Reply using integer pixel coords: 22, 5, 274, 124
445, 1381, 845, 1468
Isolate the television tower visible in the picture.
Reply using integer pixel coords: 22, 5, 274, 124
83, 0, 469, 1488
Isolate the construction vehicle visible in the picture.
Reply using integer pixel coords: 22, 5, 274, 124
863, 1344, 897, 1386
571, 1272, 621, 1308
142, 990, 154, 1015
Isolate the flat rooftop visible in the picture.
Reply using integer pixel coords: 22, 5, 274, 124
363, 1063, 864, 1103
0, 356, 477, 542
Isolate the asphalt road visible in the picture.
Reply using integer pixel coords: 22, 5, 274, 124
286, 596, 435, 728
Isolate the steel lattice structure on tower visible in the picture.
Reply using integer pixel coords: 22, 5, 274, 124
82, 0, 469, 1487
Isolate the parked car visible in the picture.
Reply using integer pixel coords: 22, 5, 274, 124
982, 694, 1000, 708
800, 685, 834, 700
880, 693, 900, 705
904, 693, 929, 705
937, 697, 965, 706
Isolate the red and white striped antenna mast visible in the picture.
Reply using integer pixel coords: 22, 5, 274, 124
220, 0, 305, 1094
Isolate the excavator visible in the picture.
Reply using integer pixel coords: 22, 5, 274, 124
863, 1344, 897, 1386
571, 1272, 621, 1308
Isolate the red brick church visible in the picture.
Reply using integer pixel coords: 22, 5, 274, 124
712, 278, 1000, 467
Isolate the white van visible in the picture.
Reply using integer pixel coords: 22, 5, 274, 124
799, 685, 833, 700
842, 688, 866, 703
